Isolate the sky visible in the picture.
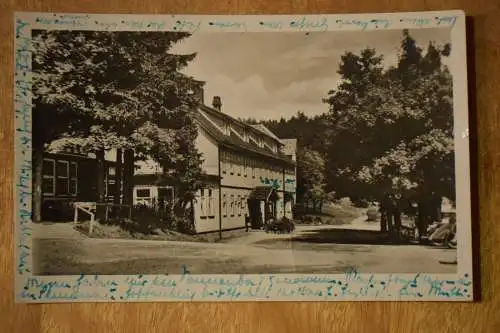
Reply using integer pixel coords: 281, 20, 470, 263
170, 28, 451, 121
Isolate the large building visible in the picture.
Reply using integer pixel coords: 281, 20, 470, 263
36, 94, 297, 233
134, 95, 297, 233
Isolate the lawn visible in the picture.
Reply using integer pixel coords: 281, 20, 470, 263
296, 202, 365, 226
74, 220, 250, 243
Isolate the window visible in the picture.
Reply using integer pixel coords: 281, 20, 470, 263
158, 187, 173, 203
237, 195, 241, 216
200, 189, 206, 218
243, 157, 248, 177
136, 188, 151, 197
105, 166, 116, 200
69, 162, 78, 195
56, 160, 69, 195
241, 196, 246, 215
42, 159, 55, 195
251, 159, 256, 178
208, 189, 215, 217
222, 194, 227, 217
136, 188, 152, 206
230, 194, 234, 216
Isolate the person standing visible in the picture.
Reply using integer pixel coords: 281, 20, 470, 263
379, 192, 393, 232
393, 193, 404, 231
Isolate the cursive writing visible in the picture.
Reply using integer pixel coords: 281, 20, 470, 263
19, 269, 473, 302
290, 16, 328, 31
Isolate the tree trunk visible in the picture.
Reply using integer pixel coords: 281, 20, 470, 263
318, 200, 324, 213
95, 150, 106, 221
122, 149, 134, 206
114, 149, 122, 205
32, 143, 44, 222
96, 150, 106, 203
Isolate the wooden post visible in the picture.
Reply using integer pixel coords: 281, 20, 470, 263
74, 204, 78, 224
89, 212, 95, 236
114, 149, 123, 204
122, 149, 134, 206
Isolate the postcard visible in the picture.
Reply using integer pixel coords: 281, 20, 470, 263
14, 10, 473, 302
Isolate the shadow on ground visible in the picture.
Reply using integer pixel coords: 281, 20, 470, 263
288, 228, 406, 245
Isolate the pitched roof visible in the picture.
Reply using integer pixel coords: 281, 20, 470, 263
248, 186, 278, 201
194, 111, 295, 166
199, 104, 284, 146
250, 124, 282, 143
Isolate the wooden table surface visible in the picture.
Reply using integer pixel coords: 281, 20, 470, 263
1, 1, 499, 332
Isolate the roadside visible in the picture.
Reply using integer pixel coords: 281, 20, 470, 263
32, 212, 457, 276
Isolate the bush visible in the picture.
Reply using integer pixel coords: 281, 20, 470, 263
337, 197, 353, 207
98, 205, 196, 235
264, 217, 296, 234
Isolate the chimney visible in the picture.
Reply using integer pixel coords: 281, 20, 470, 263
212, 96, 222, 111
193, 87, 204, 105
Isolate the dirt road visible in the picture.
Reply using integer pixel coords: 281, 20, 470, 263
33, 217, 457, 275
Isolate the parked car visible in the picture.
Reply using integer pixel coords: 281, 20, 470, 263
366, 202, 380, 221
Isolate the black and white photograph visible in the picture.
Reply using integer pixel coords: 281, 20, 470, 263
29, 24, 463, 278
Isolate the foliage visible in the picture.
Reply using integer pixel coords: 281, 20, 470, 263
250, 30, 455, 205
296, 147, 327, 212
32, 30, 205, 229
323, 30, 455, 202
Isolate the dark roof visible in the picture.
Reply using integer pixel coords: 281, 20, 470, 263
249, 186, 278, 201
194, 112, 295, 167
250, 124, 281, 141
199, 105, 284, 147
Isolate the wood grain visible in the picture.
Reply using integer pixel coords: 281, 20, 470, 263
1, 1, 499, 332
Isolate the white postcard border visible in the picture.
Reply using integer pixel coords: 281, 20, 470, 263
14, 10, 473, 302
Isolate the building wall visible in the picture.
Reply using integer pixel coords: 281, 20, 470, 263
132, 185, 175, 207
220, 187, 251, 230
129, 111, 296, 233
40, 152, 118, 221
193, 186, 253, 233
196, 127, 219, 176
193, 183, 221, 233
220, 149, 295, 192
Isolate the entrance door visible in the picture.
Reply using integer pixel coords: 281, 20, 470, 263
247, 199, 263, 229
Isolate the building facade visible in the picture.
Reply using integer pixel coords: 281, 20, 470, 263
38, 149, 119, 221
36, 98, 297, 233
135, 98, 297, 233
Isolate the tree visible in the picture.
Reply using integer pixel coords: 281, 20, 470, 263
322, 48, 389, 201
323, 30, 454, 204
32, 30, 204, 229
296, 148, 326, 213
